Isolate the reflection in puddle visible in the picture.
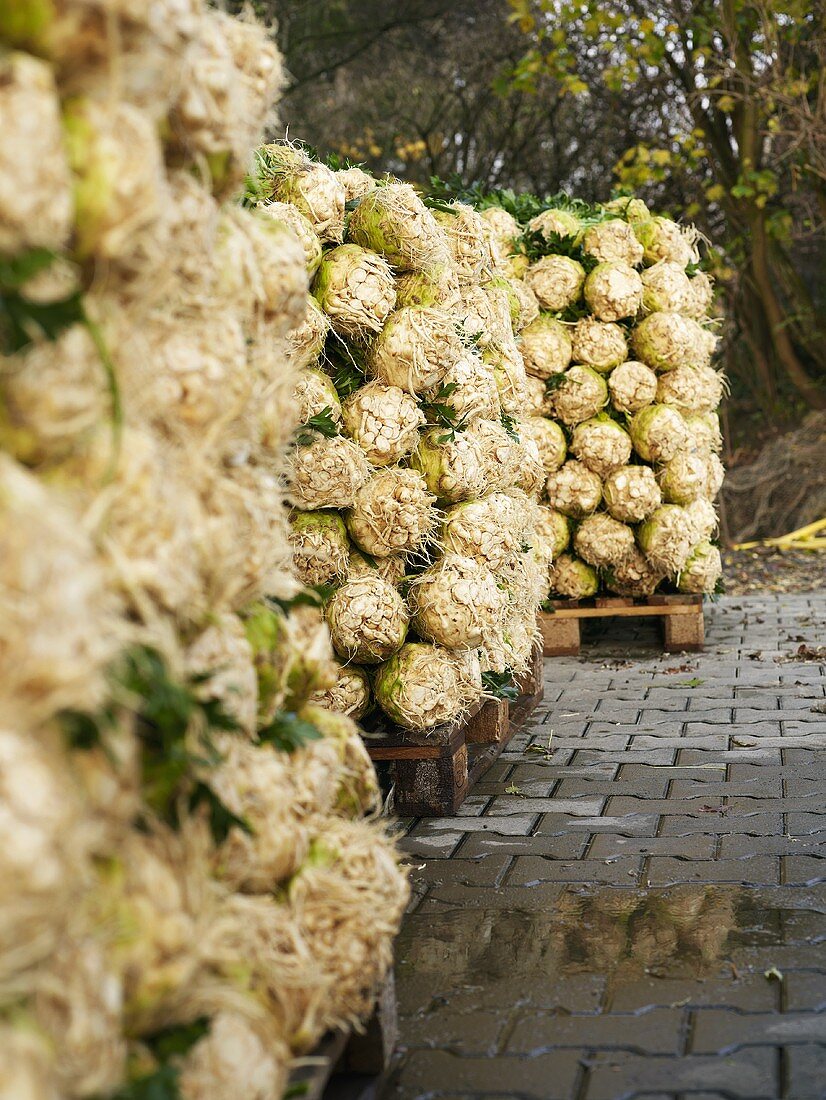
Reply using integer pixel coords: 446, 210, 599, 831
397, 886, 799, 1010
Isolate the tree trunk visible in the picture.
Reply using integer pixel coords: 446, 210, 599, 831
735, 285, 777, 407
749, 214, 826, 409
768, 240, 826, 374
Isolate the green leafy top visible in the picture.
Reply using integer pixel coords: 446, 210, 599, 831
428, 175, 546, 223
101, 1020, 210, 1100
258, 710, 323, 753
59, 645, 246, 840
321, 336, 367, 399
324, 150, 364, 171
500, 412, 521, 441
294, 406, 340, 446
544, 371, 574, 394
266, 586, 332, 614
421, 381, 471, 442
0, 248, 86, 354
481, 669, 519, 700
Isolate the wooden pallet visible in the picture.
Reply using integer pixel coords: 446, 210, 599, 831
289, 972, 397, 1100
540, 594, 704, 656
363, 641, 544, 817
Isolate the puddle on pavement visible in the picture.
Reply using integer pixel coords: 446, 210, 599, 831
396, 886, 823, 1016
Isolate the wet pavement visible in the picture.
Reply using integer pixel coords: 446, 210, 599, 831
384, 594, 826, 1100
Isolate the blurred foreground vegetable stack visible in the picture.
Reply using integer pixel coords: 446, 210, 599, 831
441, 186, 725, 600
254, 149, 549, 731
0, 4, 408, 1097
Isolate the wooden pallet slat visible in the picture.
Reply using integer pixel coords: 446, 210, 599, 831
540, 596, 704, 656
464, 698, 509, 744
540, 612, 581, 656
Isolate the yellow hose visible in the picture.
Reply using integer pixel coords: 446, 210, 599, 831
732, 517, 826, 551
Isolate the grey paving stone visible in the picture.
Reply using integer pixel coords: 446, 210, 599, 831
487, 797, 605, 816
458, 833, 589, 860
444, 973, 608, 1018
677, 747, 783, 764
453, 793, 491, 816
411, 856, 513, 890
690, 1009, 826, 1052
606, 796, 725, 816
584, 724, 642, 740
536, 813, 660, 837
685, 720, 782, 737
646, 855, 779, 886
385, 1049, 582, 1099
787, 812, 826, 836
781, 907, 826, 942
786, 1044, 826, 1099
609, 973, 779, 1013
719, 832, 825, 858
641, 690, 693, 708
400, 832, 466, 858
783, 970, 826, 1011
669, 778, 785, 797
681, 708, 738, 724
563, 734, 631, 750
658, 813, 785, 836
472, 760, 512, 785
587, 834, 717, 860
593, 703, 642, 721
417, 882, 568, 912
410, 815, 539, 836
736, 707, 815, 723
728, 761, 785, 782
506, 1007, 683, 1055
725, 795, 824, 813
580, 1048, 779, 1100
556, 776, 672, 798
479, 778, 556, 798
507, 762, 585, 782
514, 761, 618, 781
396, 1008, 505, 1055
726, 944, 826, 974
508, 856, 643, 886
574, 748, 678, 766
620, 763, 726, 782
733, 686, 780, 699
784, 775, 826, 796
630, 735, 730, 751
783, 855, 826, 886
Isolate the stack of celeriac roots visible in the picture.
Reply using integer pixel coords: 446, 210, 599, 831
255, 150, 549, 732
0, 4, 409, 1098
469, 192, 725, 601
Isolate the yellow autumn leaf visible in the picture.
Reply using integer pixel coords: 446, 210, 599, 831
718, 94, 736, 112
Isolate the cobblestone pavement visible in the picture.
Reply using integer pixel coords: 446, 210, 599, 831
382, 594, 826, 1100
